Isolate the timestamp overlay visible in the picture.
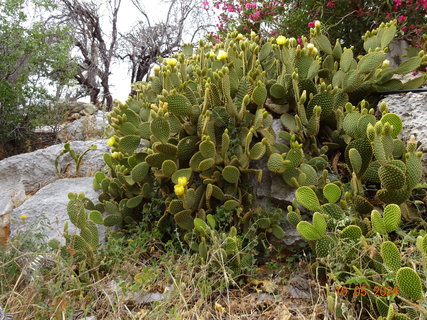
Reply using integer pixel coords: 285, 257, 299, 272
335, 286, 399, 297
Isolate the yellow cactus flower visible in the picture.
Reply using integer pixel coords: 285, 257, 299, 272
382, 59, 390, 68
174, 184, 185, 196
307, 43, 315, 50
209, 51, 216, 58
167, 58, 177, 66
178, 176, 188, 186
276, 35, 286, 45
217, 50, 228, 61
315, 20, 321, 28
153, 65, 161, 72
111, 152, 121, 159
20, 215, 27, 220
107, 137, 115, 147
236, 33, 244, 40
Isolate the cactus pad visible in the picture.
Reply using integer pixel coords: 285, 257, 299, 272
297, 221, 322, 241
323, 183, 341, 203
340, 225, 362, 241
379, 164, 405, 190
377, 188, 410, 205
383, 204, 401, 233
380, 241, 400, 272
177, 136, 199, 161
174, 209, 194, 230
395, 267, 424, 301
295, 186, 321, 211
371, 209, 386, 235
150, 116, 170, 143
131, 162, 150, 182
381, 113, 402, 138
316, 236, 333, 258
118, 135, 141, 154
166, 94, 193, 116
222, 165, 240, 183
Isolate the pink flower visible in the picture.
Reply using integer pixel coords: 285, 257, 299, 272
326, 1, 335, 7
397, 15, 407, 23
227, 4, 234, 12
250, 10, 261, 20
402, 26, 407, 31
308, 20, 316, 28
202, 0, 209, 10
394, 0, 402, 6
297, 37, 303, 45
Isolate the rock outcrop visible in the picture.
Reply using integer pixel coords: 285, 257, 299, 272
380, 91, 427, 174
58, 110, 109, 142
0, 140, 110, 245
11, 177, 104, 243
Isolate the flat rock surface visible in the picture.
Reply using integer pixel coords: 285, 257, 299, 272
11, 177, 103, 243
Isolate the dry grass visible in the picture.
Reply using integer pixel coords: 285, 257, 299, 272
0, 229, 334, 320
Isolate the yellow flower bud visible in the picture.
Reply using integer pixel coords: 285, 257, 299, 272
174, 184, 185, 196
217, 50, 228, 61
107, 137, 115, 147
276, 35, 286, 45
167, 58, 177, 66
112, 152, 121, 159
307, 43, 314, 50
153, 65, 161, 72
20, 215, 27, 220
236, 33, 244, 40
178, 176, 188, 186
382, 59, 390, 68
209, 51, 216, 58
315, 20, 321, 28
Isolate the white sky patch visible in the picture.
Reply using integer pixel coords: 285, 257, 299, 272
110, 0, 212, 102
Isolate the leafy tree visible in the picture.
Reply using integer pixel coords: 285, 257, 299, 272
0, 0, 76, 154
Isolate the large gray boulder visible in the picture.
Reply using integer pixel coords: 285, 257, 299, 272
380, 92, 427, 174
0, 139, 110, 195
11, 177, 104, 243
0, 140, 110, 244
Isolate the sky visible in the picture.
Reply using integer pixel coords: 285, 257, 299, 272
109, 0, 170, 101
108, 0, 214, 102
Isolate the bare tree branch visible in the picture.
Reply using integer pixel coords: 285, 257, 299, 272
57, 0, 121, 110
118, 0, 213, 90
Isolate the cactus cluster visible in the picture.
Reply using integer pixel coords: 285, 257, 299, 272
95, 19, 425, 241
51, 193, 104, 281
66, 18, 426, 315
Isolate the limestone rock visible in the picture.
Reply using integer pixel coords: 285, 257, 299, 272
0, 140, 111, 245
58, 111, 109, 142
0, 139, 111, 194
386, 39, 409, 68
10, 177, 104, 243
380, 92, 427, 174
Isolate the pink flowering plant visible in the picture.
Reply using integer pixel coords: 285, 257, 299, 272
205, 0, 426, 52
